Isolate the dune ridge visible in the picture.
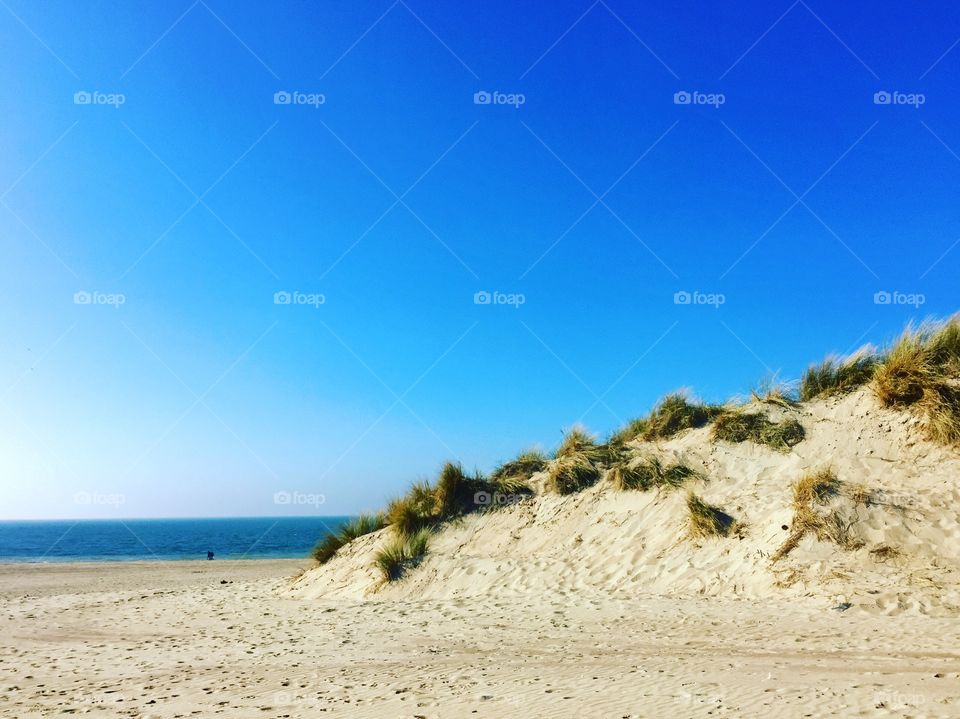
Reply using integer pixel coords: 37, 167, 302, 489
290, 385, 960, 616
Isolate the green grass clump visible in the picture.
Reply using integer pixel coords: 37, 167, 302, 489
686, 493, 738, 538
386, 462, 491, 538
490, 448, 547, 483
800, 353, 878, 401
386, 480, 437, 537
609, 455, 697, 491
607, 417, 648, 448
433, 461, 480, 518
374, 528, 431, 581
639, 393, 724, 441
547, 454, 600, 495
711, 410, 805, 451
311, 513, 386, 564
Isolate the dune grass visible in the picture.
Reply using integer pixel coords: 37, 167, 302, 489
751, 388, 796, 408
547, 453, 601, 495
374, 528, 431, 581
490, 448, 547, 483
386, 462, 491, 539
639, 393, 724, 441
555, 425, 596, 458
607, 417, 649, 448
800, 352, 878, 401
711, 410, 805, 452
686, 493, 738, 538
749, 374, 798, 407
311, 513, 386, 564
609, 455, 698, 491
554, 425, 626, 468
773, 468, 862, 561
922, 383, 960, 445
794, 467, 840, 505
872, 317, 960, 445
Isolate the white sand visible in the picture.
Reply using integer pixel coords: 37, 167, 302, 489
3, 388, 960, 716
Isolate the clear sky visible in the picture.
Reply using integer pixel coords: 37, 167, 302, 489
2, 0, 958, 519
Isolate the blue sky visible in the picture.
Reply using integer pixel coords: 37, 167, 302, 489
2, 0, 958, 518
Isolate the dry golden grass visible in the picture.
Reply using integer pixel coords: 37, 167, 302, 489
873, 331, 931, 407
793, 468, 840, 506
773, 468, 863, 561
846, 482, 876, 507
555, 425, 596, 458
921, 382, 960, 445
750, 375, 798, 407
869, 544, 901, 562
872, 316, 960, 445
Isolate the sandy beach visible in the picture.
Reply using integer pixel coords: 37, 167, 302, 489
1, 555, 958, 718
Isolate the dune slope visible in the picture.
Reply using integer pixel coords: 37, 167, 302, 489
289, 388, 960, 616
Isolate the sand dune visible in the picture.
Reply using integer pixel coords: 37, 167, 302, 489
291, 388, 960, 618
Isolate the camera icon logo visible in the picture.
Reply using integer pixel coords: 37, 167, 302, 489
673, 91, 691, 105
274, 291, 292, 305
474, 290, 492, 305
273, 491, 291, 504
873, 290, 891, 305
873, 91, 891, 105
74, 91, 91, 105
73, 291, 92, 305
474, 491, 492, 506
274, 91, 292, 105
473, 90, 492, 105
673, 290, 691, 305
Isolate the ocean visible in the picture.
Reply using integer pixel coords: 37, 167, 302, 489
0, 517, 353, 562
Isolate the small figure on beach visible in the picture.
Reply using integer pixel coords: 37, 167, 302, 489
207, 551, 215, 560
